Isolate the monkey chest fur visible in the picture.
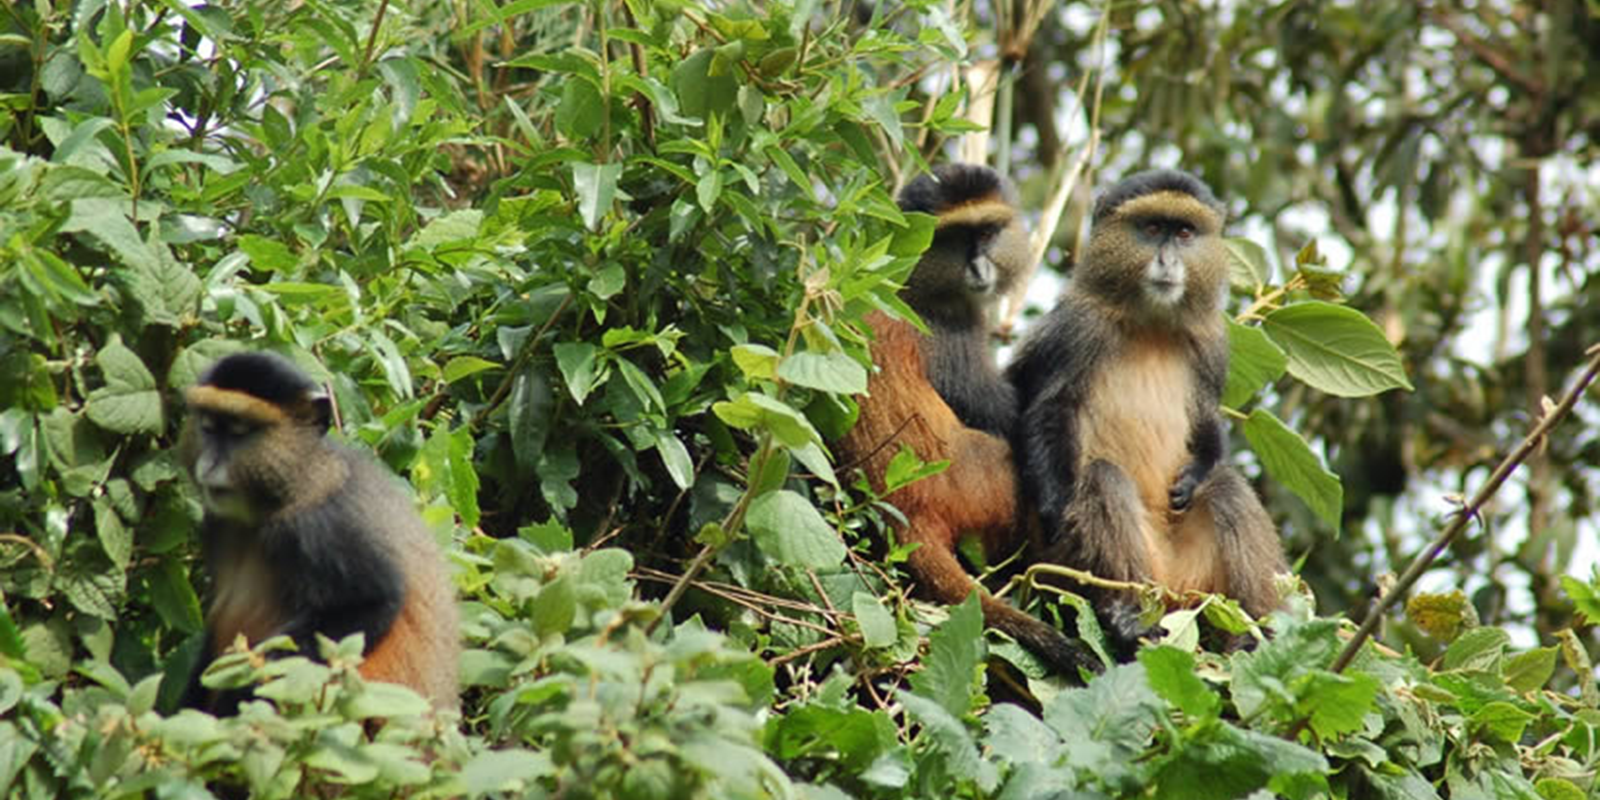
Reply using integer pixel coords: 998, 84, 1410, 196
1073, 336, 1218, 589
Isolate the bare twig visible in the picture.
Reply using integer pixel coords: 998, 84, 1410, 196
1329, 343, 1600, 673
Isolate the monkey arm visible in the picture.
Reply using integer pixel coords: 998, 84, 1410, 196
1171, 412, 1226, 512
263, 499, 407, 659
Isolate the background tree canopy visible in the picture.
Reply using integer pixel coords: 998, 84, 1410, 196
2, 0, 1599, 797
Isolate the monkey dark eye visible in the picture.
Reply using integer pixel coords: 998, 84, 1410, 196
1175, 225, 1195, 241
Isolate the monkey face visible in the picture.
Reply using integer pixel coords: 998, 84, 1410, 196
1134, 217, 1199, 307
186, 411, 266, 523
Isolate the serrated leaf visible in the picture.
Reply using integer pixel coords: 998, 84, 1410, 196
85, 335, 164, 434
1223, 317, 1288, 407
1241, 409, 1341, 533
1139, 646, 1219, 718
1300, 670, 1380, 739
852, 591, 897, 649
777, 350, 868, 394
1262, 302, 1414, 397
746, 489, 845, 569
912, 591, 984, 715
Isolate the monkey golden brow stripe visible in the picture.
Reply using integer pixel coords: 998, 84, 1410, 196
934, 198, 1013, 229
185, 385, 291, 424
1115, 191, 1224, 228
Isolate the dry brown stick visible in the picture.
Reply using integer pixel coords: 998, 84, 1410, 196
1329, 343, 1600, 673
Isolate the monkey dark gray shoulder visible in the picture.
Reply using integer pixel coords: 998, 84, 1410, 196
1093, 169, 1224, 224
1007, 295, 1117, 401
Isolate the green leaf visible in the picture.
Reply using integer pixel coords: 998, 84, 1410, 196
1241, 408, 1341, 533
147, 558, 204, 634
553, 342, 605, 405
572, 161, 622, 231
1559, 572, 1600, 624
1299, 670, 1380, 739
653, 429, 694, 490
669, 48, 737, 120
1262, 302, 1414, 397
852, 591, 897, 649
911, 591, 984, 716
442, 356, 499, 384
509, 365, 553, 474
777, 351, 869, 394
237, 233, 299, 272
85, 334, 164, 435
588, 264, 626, 299
898, 690, 996, 792
1139, 646, 1220, 718
93, 498, 132, 569
882, 444, 948, 493
1225, 237, 1272, 290
1504, 646, 1558, 693
746, 489, 845, 569
1223, 317, 1288, 407
555, 77, 605, 140
1150, 721, 1329, 800
1442, 627, 1510, 672
731, 344, 780, 380
1469, 701, 1536, 743
712, 392, 822, 448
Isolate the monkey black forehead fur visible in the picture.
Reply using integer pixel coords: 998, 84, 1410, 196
898, 163, 1015, 215
1093, 169, 1225, 223
198, 352, 318, 404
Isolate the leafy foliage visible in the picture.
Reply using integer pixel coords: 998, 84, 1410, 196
1, 0, 1597, 797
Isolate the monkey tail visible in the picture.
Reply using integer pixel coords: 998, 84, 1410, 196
980, 593, 1103, 679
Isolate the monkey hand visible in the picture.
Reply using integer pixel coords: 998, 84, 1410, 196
1169, 462, 1209, 512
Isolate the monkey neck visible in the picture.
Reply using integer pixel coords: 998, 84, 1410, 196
904, 289, 992, 332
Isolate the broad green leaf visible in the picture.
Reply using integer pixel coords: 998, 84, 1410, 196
1559, 571, 1600, 623
1241, 409, 1342, 533
1299, 670, 1380, 739
93, 498, 131, 569
1225, 237, 1272, 290
1441, 627, 1510, 672
1150, 722, 1329, 800
746, 489, 845, 569
777, 350, 868, 394
1139, 646, 1219, 718
1223, 317, 1288, 407
669, 47, 737, 120
852, 591, 897, 649
883, 444, 948, 493
555, 77, 605, 140
588, 264, 626, 299
1469, 701, 1536, 743
553, 342, 604, 405
237, 234, 298, 272
572, 161, 621, 231
898, 690, 996, 792
1504, 646, 1558, 693
85, 335, 164, 435
509, 365, 553, 474
1262, 302, 1413, 397
653, 429, 694, 490
788, 440, 838, 488
147, 558, 204, 634
911, 591, 984, 716
731, 344, 780, 380
712, 392, 822, 448
442, 356, 499, 384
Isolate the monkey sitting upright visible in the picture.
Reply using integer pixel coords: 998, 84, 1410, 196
1007, 169, 1287, 651
836, 163, 1098, 677
179, 352, 459, 713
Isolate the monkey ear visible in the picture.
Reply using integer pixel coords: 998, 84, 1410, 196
307, 391, 333, 434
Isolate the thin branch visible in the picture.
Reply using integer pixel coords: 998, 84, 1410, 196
1329, 343, 1600, 674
